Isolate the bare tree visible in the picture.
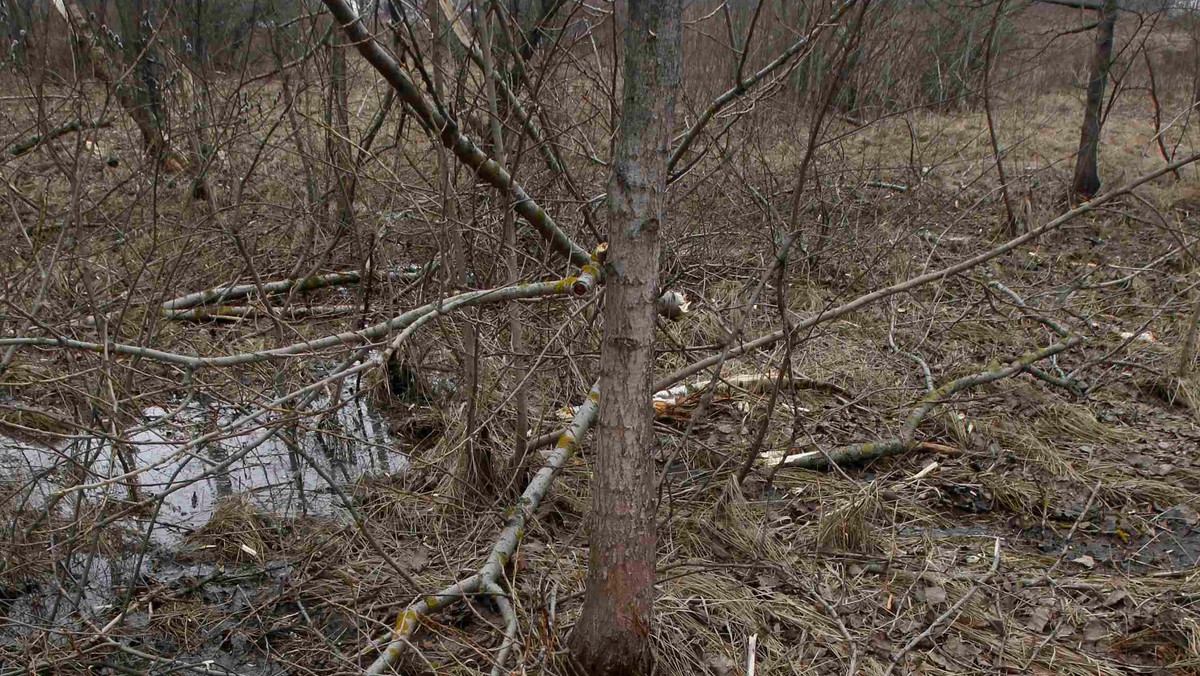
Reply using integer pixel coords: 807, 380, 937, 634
568, 0, 681, 673
1072, 0, 1118, 198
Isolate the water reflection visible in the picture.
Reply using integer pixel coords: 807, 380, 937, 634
1, 390, 405, 545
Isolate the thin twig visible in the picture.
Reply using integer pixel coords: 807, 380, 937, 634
882, 538, 1002, 676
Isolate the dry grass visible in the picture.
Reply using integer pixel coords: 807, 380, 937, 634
6, 3, 1200, 674
185, 495, 280, 564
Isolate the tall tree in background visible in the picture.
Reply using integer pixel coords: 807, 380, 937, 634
568, 0, 681, 674
1072, 0, 1118, 198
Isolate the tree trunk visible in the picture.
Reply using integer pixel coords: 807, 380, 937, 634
57, 0, 182, 171
568, 1, 681, 674
1194, 41, 1200, 110
1181, 291, 1200, 378
133, 0, 165, 133
477, 0, 531, 490
1071, 0, 1117, 199
328, 32, 357, 240
192, 0, 207, 65
430, 0, 491, 503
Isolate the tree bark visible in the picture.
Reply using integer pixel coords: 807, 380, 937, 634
57, 0, 183, 171
568, 1, 681, 674
1181, 291, 1200, 378
328, 31, 356, 238
1071, 0, 1117, 199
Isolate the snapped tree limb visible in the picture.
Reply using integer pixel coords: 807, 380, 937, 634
6, 118, 111, 157
2, 267, 600, 369
71, 262, 436, 329
366, 382, 601, 674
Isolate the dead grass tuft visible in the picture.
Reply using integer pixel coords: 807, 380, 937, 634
186, 495, 276, 564
1138, 373, 1200, 413
817, 486, 882, 555
1034, 400, 1138, 445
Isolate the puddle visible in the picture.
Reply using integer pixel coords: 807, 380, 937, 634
1, 547, 296, 674
0, 383, 408, 670
0, 383, 407, 545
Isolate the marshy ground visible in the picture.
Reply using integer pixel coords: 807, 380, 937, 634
5, 2, 1200, 674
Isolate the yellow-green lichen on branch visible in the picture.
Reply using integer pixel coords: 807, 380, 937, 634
394, 608, 421, 633
552, 276, 580, 293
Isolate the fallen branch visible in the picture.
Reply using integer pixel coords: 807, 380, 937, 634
72, 261, 435, 329
912, 441, 965, 456
485, 580, 519, 676
160, 264, 431, 312
529, 373, 847, 454
4, 269, 598, 369
366, 382, 601, 674
772, 334, 1083, 469
655, 149, 1200, 393
6, 118, 111, 157
987, 280, 1088, 394
160, 304, 366, 322
863, 179, 909, 192
987, 280, 1072, 338
652, 372, 850, 403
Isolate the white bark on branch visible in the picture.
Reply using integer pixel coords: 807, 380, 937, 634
71, 263, 435, 329
2, 270, 598, 369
